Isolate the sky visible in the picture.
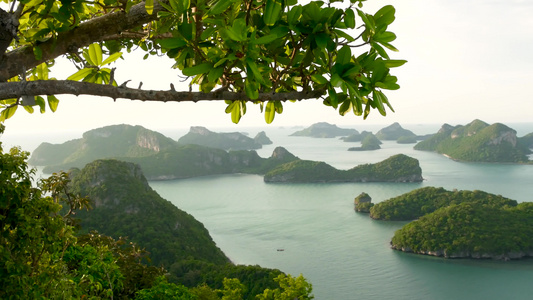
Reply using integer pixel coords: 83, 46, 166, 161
2, 0, 533, 139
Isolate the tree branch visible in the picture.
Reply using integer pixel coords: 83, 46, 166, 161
0, 80, 326, 103
0, 0, 168, 82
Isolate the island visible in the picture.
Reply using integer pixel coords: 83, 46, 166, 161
289, 122, 358, 138
375, 122, 417, 141
178, 126, 264, 150
367, 186, 533, 260
390, 201, 533, 260
414, 119, 532, 163
264, 154, 423, 183
354, 192, 374, 212
369, 186, 516, 221
348, 133, 381, 151
31, 124, 424, 184
254, 131, 273, 145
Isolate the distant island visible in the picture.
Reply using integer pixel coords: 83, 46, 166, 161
31, 124, 424, 184
414, 119, 532, 163
354, 192, 374, 212
177, 126, 265, 150
367, 186, 533, 260
289, 122, 357, 138
264, 154, 423, 183
375, 122, 417, 141
347, 133, 381, 151
370, 187, 516, 221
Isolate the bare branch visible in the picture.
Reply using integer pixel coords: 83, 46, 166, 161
0, 80, 326, 103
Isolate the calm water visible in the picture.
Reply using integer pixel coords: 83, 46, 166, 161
5, 123, 533, 299
150, 126, 533, 300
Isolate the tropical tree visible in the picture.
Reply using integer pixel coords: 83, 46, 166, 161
0, 0, 404, 123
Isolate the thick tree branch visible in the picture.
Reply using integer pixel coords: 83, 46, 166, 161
0, 1, 168, 82
0, 80, 326, 103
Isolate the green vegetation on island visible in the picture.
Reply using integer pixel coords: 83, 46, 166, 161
1, 126, 314, 299
348, 133, 382, 151
178, 126, 263, 150
290, 122, 358, 138
390, 202, 533, 259
370, 187, 516, 221
264, 154, 423, 183
414, 120, 531, 163
375, 122, 416, 141
354, 192, 374, 212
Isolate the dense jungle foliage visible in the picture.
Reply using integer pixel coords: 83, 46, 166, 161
370, 187, 517, 221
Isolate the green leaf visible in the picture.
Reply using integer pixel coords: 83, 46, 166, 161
246, 58, 265, 84
265, 101, 275, 124
374, 5, 395, 26
357, 9, 375, 33
158, 37, 187, 49
182, 63, 213, 76
101, 52, 123, 65
67, 68, 93, 81
88, 43, 103, 66
32, 46, 42, 60
264, 0, 283, 26
245, 79, 259, 100
35, 96, 46, 113
373, 90, 386, 116
145, 0, 154, 14
384, 59, 407, 68
338, 99, 352, 116
208, 67, 224, 83
230, 101, 243, 123
209, 0, 233, 15
47, 95, 59, 112
344, 8, 355, 29
0, 105, 17, 122
23, 105, 34, 114
336, 45, 351, 65
315, 33, 330, 50
330, 73, 344, 87
311, 74, 328, 85
288, 5, 302, 25
251, 34, 279, 45
180, 0, 190, 10
328, 86, 338, 108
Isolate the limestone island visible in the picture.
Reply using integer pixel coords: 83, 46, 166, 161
354, 192, 374, 212
347, 133, 381, 151
369, 187, 533, 260
289, 122, 357, 138
375, 122, 417, 141
263, 154, 423, 183
414, 119, 532, 163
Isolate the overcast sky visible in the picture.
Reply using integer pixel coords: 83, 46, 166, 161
2, 0, 533, 139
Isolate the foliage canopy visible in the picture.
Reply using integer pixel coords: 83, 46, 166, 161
0, 0, 404, 123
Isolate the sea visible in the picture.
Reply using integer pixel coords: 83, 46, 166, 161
3, 123, 533, 300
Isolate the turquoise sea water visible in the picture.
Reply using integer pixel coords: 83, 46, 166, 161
4, 123, 533, 299
149, 125, 533, 300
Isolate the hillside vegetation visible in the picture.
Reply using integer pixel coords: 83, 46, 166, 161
414, 120, 531, 163
264, 154, 423, 183
391, 202, 533, 259
370, 187, 516, 221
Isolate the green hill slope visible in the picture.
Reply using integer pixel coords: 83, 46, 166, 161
414, 120, 531, 162
264, 154, 423, 183
68, 159, 230, 267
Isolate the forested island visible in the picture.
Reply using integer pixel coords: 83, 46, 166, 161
414, 119, 532, 163
289, 122, 357, 138
369, 187, 533, 260
264, 154, 423, 183
347, 133, 381, 151
30, 124, 424, 183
